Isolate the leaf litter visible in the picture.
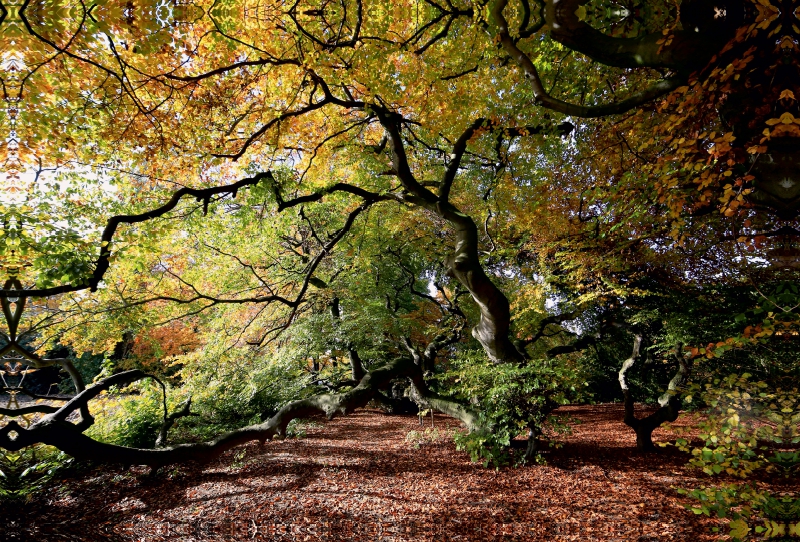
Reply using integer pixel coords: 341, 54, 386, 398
2, 404, 721, 541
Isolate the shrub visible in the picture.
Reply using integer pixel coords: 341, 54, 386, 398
85, 380, 166, 448
438, 350, 584, 467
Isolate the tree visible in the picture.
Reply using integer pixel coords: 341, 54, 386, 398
0, 0, 798, 475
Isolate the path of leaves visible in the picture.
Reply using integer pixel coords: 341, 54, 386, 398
5, 404, 721, 541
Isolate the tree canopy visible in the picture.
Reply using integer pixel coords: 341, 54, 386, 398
0, 0, 798, 535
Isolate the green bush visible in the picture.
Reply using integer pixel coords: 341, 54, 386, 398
85, 380, 166, 448
438, 350, 584, 468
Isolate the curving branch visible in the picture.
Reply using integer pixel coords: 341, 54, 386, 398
440, 118, 486, 201
0, 173, 269, 299
289, 0, 363, 50
400, 328, 484, 431
247, 202, 376, 345
545, 334, 597, 357
544, 0, 719, 72
211, 77, 340, 160
45, 370, 162, 425
271, 181, 400, 211
518, 0, 546, 39
0, 358, 420, 465
400, 0, 474, 54
522, 309, 580, 347
163, 57, 302, 82
440, 65, 479, 81
376, 110, 526, 363
618, 333, 643, 401
155, 397, 198, 448
491, 0, 685, 117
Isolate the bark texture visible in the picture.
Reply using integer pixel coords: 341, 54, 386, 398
619, 338, 689, 451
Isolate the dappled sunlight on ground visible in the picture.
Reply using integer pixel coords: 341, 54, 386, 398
2, 404, 721, 541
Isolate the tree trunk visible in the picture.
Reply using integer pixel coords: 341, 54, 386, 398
378, 113, 525, 365
443, 218, 526, 364
348, 348, 365, 381
524, 424, 540, 462
634, 423, 657, 452
619, 338, 689, 452
330, 297, 366, 380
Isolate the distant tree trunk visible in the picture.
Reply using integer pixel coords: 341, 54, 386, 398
348, 348, 365, 382
524, 424, 540, 462
619, 338, 689, 451
330, 297, 365, 381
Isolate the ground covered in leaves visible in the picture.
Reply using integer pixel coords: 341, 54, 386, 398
3, 404, 722, 541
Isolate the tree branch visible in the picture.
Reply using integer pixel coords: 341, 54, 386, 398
0, 358, 419, 465
376, 110, 525, 363
1, 173, 268, 299
491, 0, 685, 118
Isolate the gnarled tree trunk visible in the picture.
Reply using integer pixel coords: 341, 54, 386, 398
619, 338, 690, 451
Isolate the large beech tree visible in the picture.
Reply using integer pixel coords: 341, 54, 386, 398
0, 0, 798, 472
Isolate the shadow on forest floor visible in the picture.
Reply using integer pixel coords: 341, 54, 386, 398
1, 404, 722, 541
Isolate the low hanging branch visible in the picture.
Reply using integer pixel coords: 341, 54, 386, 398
0, 344, 490, 464
0, 173, 271, 299
0, 356, 428, 465
407, 378, 484, 434
399, 326, 485, 433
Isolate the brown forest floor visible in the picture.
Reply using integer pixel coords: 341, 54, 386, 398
4, 404, 724, 541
